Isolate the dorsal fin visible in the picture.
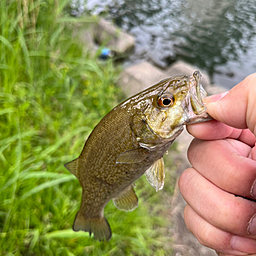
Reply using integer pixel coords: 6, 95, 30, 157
144, 157, 165, 192
112, 185, 138, 211
64, 158, 79, 178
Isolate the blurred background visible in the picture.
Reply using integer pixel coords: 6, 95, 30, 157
72, 0, 256, 89
1, 1, 255, 255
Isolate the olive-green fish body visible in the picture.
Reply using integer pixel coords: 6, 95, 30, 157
65, 71, 212, 241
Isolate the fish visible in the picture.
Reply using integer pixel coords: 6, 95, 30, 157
64, 70, 212, 241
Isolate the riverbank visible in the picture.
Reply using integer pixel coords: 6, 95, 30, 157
79, 0, 256, 90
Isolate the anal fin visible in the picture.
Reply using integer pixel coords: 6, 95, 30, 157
112, 185, 138, 211
73, 211, 112, 241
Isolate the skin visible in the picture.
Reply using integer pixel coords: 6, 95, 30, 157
179, 73, 256, 255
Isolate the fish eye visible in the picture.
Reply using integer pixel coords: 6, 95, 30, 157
157, 94, 174, 108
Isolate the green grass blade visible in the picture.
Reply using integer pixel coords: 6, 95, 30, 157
19, 172, 73, 180
0, 35, 15, 54
0, 130, 38, 154
0, 108, 14, 115
44, 229, 89, 238
20, 176, 76, 200
38, 126, 90, 159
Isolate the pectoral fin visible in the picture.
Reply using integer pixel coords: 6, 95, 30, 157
144, 157, 165, 192
64, 158, 79, 178
116, 148, 149, 164
112, 185, 138, 211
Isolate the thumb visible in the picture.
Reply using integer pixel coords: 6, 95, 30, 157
203, 73, 256, 136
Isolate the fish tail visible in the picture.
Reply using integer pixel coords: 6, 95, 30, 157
73, 211, 112, 241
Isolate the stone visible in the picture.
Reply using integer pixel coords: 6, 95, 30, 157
92, 18, 135, 54
79, 29, 98, 54
206, 84, 227, 95
117, 61, 165, 97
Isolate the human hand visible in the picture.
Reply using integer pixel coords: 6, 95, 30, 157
179, 73, 256, 255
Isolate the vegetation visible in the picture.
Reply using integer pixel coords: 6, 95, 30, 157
0, 1, 175, 255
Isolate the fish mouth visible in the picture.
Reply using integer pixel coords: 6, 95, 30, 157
184, 71, 213, 124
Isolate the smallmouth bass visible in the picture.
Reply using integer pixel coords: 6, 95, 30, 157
65, 71, 212, 241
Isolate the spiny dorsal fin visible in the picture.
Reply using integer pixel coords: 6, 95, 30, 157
73, 211, 112, 241
64, 158, 79, 178
116, 148, 149, 164
112, 185, 138, 211
144, 157, 165, 192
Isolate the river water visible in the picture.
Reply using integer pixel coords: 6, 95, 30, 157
71, 0, 256, 89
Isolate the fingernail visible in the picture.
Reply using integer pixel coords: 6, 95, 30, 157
248, 213, 256, 235
250, 179, 256, 198
231, 235, 256, 253
203, 91, 229, 104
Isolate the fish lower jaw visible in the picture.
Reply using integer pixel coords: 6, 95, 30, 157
184, 112, 212, 124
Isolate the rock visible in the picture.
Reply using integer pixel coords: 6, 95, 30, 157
164, 60, 211, 87
72, 20, 98, 56
74, 18, 135, 57
79, 29, 98, 54
117, 61, 165, 97
92, 18, 135, 54
164, 60, 227, 95
206, 84, 227, 95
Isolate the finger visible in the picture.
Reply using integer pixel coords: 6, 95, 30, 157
178, 168, 256, 236
217, 253, 256, 256
250, 144, 256, 160
187, 138, 256, 199
186, 121, 256, 147
184, 205, 256, 255
203, 73, 256, 135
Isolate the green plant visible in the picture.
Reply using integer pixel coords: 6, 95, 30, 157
0, 1, 174, 255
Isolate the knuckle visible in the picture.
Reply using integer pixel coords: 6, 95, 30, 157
178, 168, 195, 195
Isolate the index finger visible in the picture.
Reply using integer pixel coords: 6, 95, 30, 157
187, 121, 256, 147
203, 73, 256, 135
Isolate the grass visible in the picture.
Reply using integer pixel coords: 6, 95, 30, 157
0, 1, 176, 255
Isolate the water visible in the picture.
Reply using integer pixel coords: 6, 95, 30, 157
71, 0, 256, 89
